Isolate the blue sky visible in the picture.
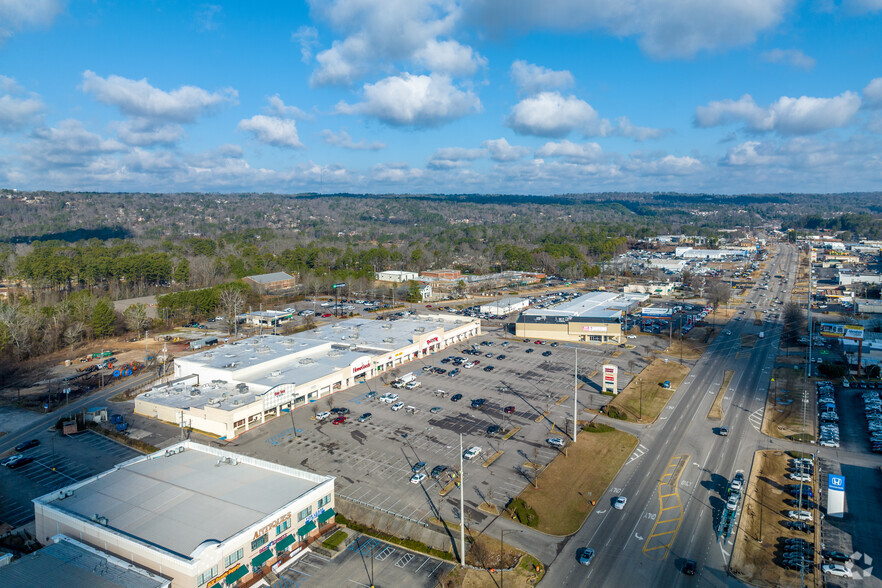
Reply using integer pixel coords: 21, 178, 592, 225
2, 0, 882, 194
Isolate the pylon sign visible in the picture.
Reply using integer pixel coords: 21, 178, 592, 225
827, 474, 845, 518
602, 364, 618, 394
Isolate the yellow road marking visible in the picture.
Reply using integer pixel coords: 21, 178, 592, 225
643, 454, 689, 560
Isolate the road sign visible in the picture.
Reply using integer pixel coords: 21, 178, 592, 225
332, 283, 346, 289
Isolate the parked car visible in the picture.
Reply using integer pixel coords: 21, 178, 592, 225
7, 456, 33, 469
787, 510, 813, 521
487, 425, 501, 435
504, 405, 515, 414
546, 437, 565, 448
410, 472, 427, 484
430, 406, 442, 414
391, 402, 405, 411
316, 411, 331, 421
783, 521, 814, 533
822, 564, 851, 578
463, 446, 482, 460
412, 461, 426, 473
1, 455, 24, 467
330, 407, 351, 415
471, 398, 486, 409
332, 416, 346, 425
358, 412, 372, 422
430, 465, 448, 479
451, 394, 463, 402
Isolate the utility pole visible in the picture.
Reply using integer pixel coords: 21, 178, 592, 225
459, 433, 465, 566
573, 348, 578, 443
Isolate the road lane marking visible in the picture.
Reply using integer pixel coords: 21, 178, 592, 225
642, 454, 688, 560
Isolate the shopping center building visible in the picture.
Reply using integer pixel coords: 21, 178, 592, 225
33, 441, 335, 588
514, 292, 647, 344
135, 315, 480, 439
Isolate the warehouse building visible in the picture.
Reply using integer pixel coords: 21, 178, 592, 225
479, 296, 530, 315
515, 292, 647, 344
34, 441, 335, 588
675, 247, 749, 260
136, 315, 480, 439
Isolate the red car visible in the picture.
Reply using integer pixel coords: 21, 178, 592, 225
504, 406, 515, 414
321, 313, 332, 318
534, 340, 543, 345
332, 416, 346, 425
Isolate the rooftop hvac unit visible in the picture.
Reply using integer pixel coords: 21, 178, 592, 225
383, 337, 394, 343
270, 370, 282, 378
414, 327, 425, 333
224, 353, 235, 358
223, 362, 238, 369
232, 399, 240, 405
222, 392, 230, 398
382, 323, 392, 329
258, 346, 272, 354
203, 352, 213, 359
92, 515, 108, 526
299, 358, 315, 365
189, 390, 200, 396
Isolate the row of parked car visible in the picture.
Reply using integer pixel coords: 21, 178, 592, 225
816, 381, 840, 448
862, 388, 882, 453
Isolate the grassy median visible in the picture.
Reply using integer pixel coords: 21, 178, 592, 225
607, 358, 690, 422
707, 370, 733, 421
511, 427, 637, 535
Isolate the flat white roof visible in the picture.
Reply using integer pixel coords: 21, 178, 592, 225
521, 292, 642, 319
37, 442, 332, 560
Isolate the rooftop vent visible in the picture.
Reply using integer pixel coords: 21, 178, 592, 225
92, 515, 108, 526
189, 390, 200, 397
413, 327, 425, 333
223, 362, 238, 369
299, 357, 315, 366
270, 370, 282, 378
383, 337, 394, 343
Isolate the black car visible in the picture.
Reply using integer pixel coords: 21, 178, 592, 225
821, 550, 852, 562
497, 354, 506, 360
525, 348, 534, 354
483, 365, 494, 372
542, 351, 552, 357
471, 398, 486, 409
7, 456, 33, 469
784, 498, 816, 509
683, 560, 697, 575
783, 521, 815, 533
430, 465, 448, 479
14, 439, 40, 452
451, 394, 463, 402
412, 461, 427, 473
330, 407, 351, 415
487, 425, 501, 435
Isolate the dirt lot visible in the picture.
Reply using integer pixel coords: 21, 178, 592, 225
607, 358, 691, 422
514, 426, 637, 535
761, 365, 817, 441
664, 325, 718, 360
730, 450, 818, 588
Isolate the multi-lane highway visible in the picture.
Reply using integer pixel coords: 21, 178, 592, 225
538, 243, 800, 587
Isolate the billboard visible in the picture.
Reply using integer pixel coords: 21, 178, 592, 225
827, 474, 845, 518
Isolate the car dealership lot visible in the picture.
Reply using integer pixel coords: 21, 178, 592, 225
230, 330, 651, 527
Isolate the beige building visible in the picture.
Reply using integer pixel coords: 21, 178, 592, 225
34, 441, 335, 588
515, 292, 647, 344
136, 315, 481, 439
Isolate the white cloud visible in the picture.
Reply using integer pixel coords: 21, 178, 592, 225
413, 39, 486, 76
510, 60, 574, 95
626, 153, 703, 175
21, 119, 124, 168
481, 137, 529, 162
308, 0, 461, 86
0, 76, 44, 132
721, 137, 846, 169
695, 92, 861, 135
0, 0, 64, 41
863, 77, 882, 109
112, 118, 185, 146
760, 48, 816, 70
237, 115, 304, 149
427, 146, 485, 169
196, 4, 223, 32
265, 94, 310, 119
842, 0, 882, 13
613, 116, 669, 141
536, 140, 603, 162
292, 26, 319, 63
321, 129, 385, 150
506, 91, 610, 138
371, 161, 425, 183
337, 73, 480, 127
80, 70, 238, 123
467, 0, 790, 59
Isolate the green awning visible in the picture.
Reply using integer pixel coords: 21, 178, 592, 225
209, 583, 222, 588
225, 565, 248, 585
275, 534, 296, 554
317, 508, 336, 523
251, 549, 273, 568
297, 520, 316, 536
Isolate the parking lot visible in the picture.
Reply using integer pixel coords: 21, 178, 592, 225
272, 535, 453, 588
0, 430, 141, 528
230, 328, 659, 529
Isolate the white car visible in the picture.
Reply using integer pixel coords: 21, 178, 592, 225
726, 495, 739, 511
787, 510, 813, 521
380, 393, 400, 404
627, 335, 636, 339
819, 439, 840, 448
316, 411, 331, 421
788, 473, 812, 482
404, 381, 421, 390
546, 437, 565, 448
822, 564, 852, 578
463, 446, 482, 460
410, 472, 427, 484
391, 402, 405, 411
613, 496, 627, 510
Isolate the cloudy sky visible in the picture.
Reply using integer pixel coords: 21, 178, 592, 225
2, 0, 882, 195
